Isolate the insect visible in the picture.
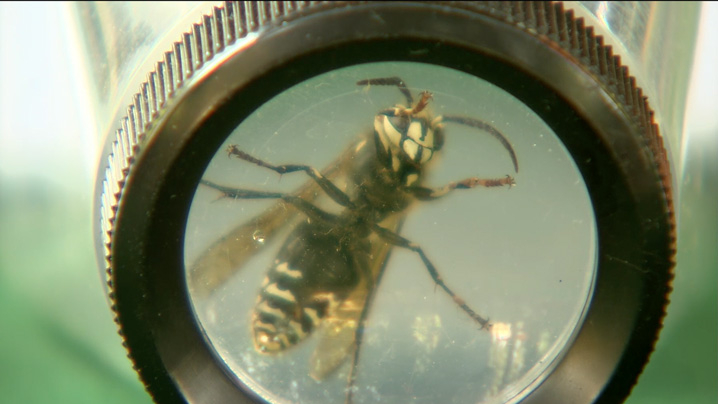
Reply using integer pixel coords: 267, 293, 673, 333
194, 77, 519, 404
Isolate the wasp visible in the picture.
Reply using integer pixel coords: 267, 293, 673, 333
194, 77, 518, 404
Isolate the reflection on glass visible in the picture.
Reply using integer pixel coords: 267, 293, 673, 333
184, 62, 597, 404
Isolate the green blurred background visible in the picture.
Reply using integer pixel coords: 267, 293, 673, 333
0, 2, 715, 403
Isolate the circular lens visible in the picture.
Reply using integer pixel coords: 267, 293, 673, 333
184, 62, 597, 404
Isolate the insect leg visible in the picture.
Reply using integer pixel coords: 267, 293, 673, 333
344, 256, 382, 404
356, 77, 413, 105
226, 145, 355, 209
200, 179, 341, 226
344, 314, 363, 404
371, 224, 491, 329
342, 217, 405, 404
407, 175, 515, 200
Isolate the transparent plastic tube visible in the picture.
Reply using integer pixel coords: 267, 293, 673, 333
71, 2, 711, 403
568, 1, 701, 206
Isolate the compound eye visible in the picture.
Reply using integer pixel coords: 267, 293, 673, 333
388, 115, 410, 134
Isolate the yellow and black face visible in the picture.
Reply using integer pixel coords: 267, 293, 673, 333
373, 92, 445, 186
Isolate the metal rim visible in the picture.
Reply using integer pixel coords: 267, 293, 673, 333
100, 2, 675, 403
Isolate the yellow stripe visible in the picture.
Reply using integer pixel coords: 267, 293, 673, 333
274, 262, 303, 279
264, 283, 297, 303
256, 300, 285, 319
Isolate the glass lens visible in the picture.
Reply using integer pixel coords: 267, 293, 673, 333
184, 62, 597, 404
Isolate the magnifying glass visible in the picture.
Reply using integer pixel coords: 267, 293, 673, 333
95, 2, 675, 403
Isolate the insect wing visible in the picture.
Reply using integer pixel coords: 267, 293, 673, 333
189, 134, 373, 297
309, 212, 406, 380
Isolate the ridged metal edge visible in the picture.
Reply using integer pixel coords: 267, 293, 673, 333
97, 0, 320, 365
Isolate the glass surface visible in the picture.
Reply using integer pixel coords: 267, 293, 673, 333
71, 1, 212, 147
184, 62, 597, 404
570, 1, 700, 198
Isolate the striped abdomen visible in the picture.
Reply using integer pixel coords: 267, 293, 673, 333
252, 221, 362, 352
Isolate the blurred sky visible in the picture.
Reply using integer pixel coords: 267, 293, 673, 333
0, 2, 715, 404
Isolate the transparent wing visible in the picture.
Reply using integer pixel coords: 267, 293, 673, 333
309, 212, 406, 380
188, 134, 373, 298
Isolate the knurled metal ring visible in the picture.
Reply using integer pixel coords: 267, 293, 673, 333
96, 2, 675, 403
